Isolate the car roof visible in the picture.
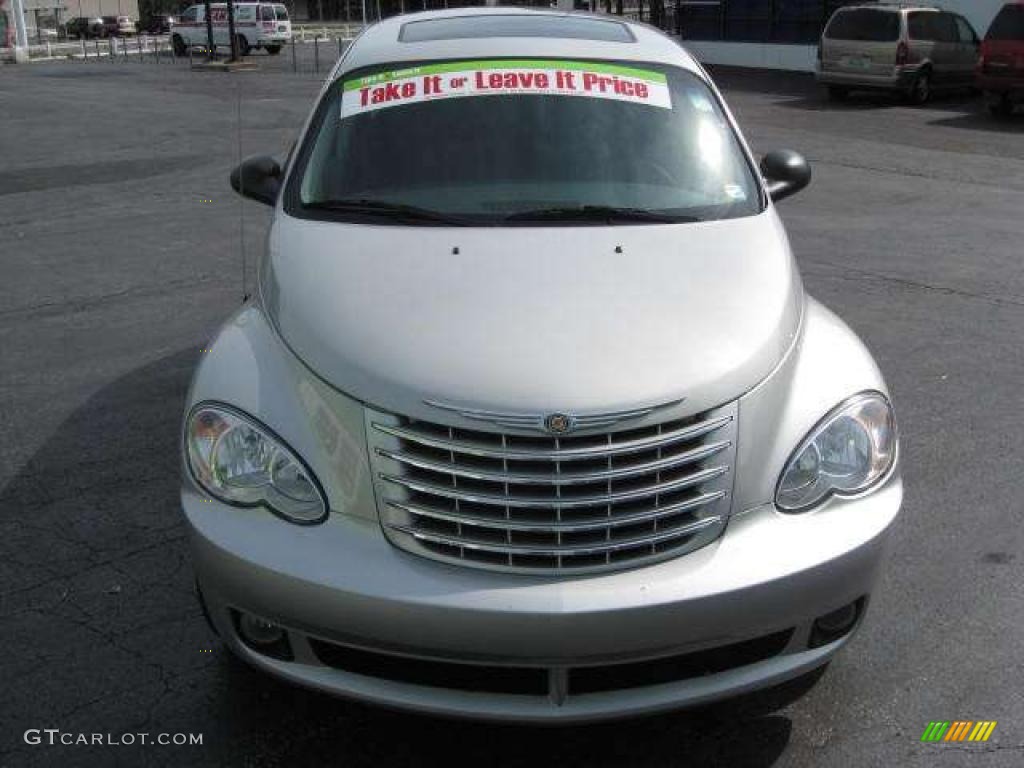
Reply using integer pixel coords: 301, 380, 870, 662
839, 3, 942, 10
334, 9, 700, 80
834, 3, 941, 12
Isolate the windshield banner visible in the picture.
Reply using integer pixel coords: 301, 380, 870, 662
340, 59, 671, 118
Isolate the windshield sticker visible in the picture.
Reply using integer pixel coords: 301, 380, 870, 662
340, 59, 672, 118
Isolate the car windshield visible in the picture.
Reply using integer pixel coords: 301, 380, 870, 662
292, 59, 761, 225
988, 5, 1024, 40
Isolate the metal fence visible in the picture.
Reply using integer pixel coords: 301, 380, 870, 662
26, 36, 176, 62
1, 32, 362, 74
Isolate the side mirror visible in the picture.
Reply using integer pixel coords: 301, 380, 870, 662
760, 150, 812, 203
230, 154, 282, 206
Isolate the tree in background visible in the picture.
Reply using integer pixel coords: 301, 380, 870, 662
137, 0, 185, 23
0, 0, 11, 48
650, 0, 664, 28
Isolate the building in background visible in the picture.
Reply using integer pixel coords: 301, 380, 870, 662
5, 0, 1006, 60
22, 0, 64, 35
283, 0, 1011, 70
1, 0, 139, 42
64, 0, 140, 19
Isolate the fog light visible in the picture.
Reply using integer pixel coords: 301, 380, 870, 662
809, 598, 864, 648
233, 611, 293, 660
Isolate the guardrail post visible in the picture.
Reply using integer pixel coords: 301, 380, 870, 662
94, 39, 99, 59
337, 36, 342, 59
291, 37, 297, 72
81, 38, 86, 58
314, 36, 319, 73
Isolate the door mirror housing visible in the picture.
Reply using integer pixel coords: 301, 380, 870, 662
230, 155, 282, 206
760, 150, 812, 203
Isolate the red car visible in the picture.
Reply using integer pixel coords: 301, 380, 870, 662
977, 2, 1024, 116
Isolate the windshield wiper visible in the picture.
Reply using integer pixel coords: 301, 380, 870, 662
503, 205, 699, 224
303, 199, 473, 226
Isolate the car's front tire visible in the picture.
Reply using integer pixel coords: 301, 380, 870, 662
265, 44, 281, 55
172, 34, 186, 57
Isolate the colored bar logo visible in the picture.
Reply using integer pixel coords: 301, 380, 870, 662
921, 721, 997, 742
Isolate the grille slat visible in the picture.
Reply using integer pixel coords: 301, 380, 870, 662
391, 516, 721, 557
386, 492, 726, 533
367, 402, 737, 574
380, 467, 728, 509
371, 414, 734, 462
375, 440, 730, 486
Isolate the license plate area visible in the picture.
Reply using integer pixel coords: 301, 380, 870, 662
841, 55, 873, 70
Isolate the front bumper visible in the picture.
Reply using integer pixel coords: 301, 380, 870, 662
185, 472, 901, 722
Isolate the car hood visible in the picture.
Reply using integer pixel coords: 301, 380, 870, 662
262, 209, 803, 422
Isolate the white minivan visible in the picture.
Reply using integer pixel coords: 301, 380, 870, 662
173, 2, 291, 56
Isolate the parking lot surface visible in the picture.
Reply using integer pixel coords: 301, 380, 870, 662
1, 57, 1023, 767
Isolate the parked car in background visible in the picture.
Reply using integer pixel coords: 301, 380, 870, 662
63, 16, 104, 39
817, 4, 979, 103
173, 2, 290, 56
977, 2, 1024, 116
100, 15, 136, 37
141, 14, 176, 35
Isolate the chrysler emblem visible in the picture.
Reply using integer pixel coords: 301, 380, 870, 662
424, 397, 685, 433
544, 413, 573, 435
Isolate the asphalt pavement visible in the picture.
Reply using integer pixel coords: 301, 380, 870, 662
1, 54, 1022, 767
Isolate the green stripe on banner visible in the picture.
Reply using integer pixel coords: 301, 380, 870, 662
344, 59, 669, 91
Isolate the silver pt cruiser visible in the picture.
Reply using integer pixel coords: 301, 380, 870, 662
183, 8, 902, 722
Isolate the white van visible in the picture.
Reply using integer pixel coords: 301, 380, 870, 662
173, 2, 291, 56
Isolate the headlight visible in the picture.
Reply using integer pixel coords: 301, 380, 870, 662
185, 404, 327, 524
776, 392, 897, 513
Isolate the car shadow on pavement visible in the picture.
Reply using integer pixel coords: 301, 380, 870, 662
1, 346, 809, 767
705, 65, 819, 99
928, 112, 1024, 133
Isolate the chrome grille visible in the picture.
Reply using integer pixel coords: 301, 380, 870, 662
366, 402, 737, 574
